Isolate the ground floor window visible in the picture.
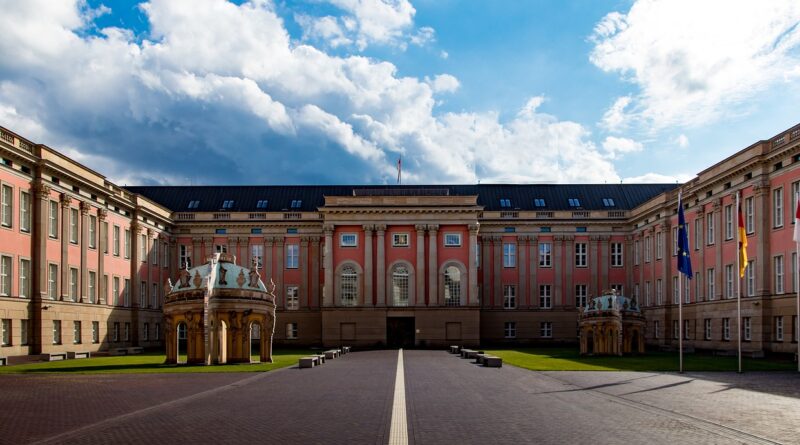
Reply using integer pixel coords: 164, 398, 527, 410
672, 320, 679, 340
20, 319, 28, 345
112, 322, 120, 342
654, 320, 660, 339
73, 321, 81, 344
775, 317, 783, 341
53, 320, 61, 345
286, 286, 299, 310
540, 322, 552, 338
704, 319, 711, 340
743, 317, 751, 341
1, 319, 10, 346
723, 318, 730, 341
124, 322, 130, 342
155, 323, 161, 341
143, 322, 149, 341
92, 321, 99, 344
504, 322, 516, 339
286, 322, 298, 339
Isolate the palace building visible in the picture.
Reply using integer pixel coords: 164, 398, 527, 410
0, 123, 799, 359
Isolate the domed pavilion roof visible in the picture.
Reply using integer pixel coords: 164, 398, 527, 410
169, 253, 268, 294
582, 290, 640, 314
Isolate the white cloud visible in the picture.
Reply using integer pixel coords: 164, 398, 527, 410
675, 134, 689, 148
0, 0, 625, 185
410, 26, 435, 46
591, 0, 800, 130
295, 15, 353, 48
600, 95, 631, 133
601, 136, 643, 159
623, 172, 693, 184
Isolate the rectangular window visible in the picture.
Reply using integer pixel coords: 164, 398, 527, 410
575, 242, 587, 267
539, 285, 552, 309
113, 277, 120, 306
143, 322, 149, 341
654, 320, 660, 339
683, 319, 690, 340
775, 317, 784, 341
633, 240, 640, 265
69, 208, 78, 243
611, 242, 623, 267
286, 286, 299, 310
612, 284, 624, 296
286, 244, 299, 269
745, 197, 755, 234
725, 265, 733, 299
1, 319, 9, 346
73, 321, 81, 344
140, 234, 147, 260
124, 279, 130, 307
656, 279, 663, 306
1, 184, 12, 228
504, 322, 516, 339
644, 236, 651, 262
113, 225, 120, 256
103, 221, 108, 254
113, 322, 120, 342
655, 232, 663, 259
20, 191, 30, 232
708, 268, 716, 301
140, 281, 146, 308
673, 320, 679, 339
539, 243, 551, 267
20, 319, 28, 345
124, 229, 131, 259
724, 205, 733, 240
723, 318, 730, 340
746, 260, 755, 296
706, 214, 714, 245
634, 284, 639, 303
503, 243, 516, 268
251, 244, 263, 269
704, 319, 712, 340
19, 258, 30, 298
392, 233, 409, 247
340, 233, 357, 247
743, 317, 751, 341
672, 276, 679, 304
575, 284, 587, 308
49, 200, 58, 238
0, 256, 10, 296
69, 268, 78, 301
151, 239, 158, 264
794, 252, 798, 293
503, 285, 516, 309
645, 281, 651, 306
683, 276, 690, 304
103, 275, 108, 304
88, 271, 96, 304
540, 322, 552, 338
694, 219, 701, 250
88, 215, 96, 248
672, 226, 678, 256
53, 320, 61, 344
48, 264, 58, 299
444, 233, 461, 246
152, 283, 158, 309
124, 322, 130, 341
179, 245, 191, 269
92, 321, 99, 344
286, 322, 298, 339
155, 323, 160, 341
774, 255, 784, 294
773, 188, 784, 228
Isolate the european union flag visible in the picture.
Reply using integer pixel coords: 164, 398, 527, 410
677, 193, 693, 279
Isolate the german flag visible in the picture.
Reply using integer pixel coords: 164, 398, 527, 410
738, 195, 748, 278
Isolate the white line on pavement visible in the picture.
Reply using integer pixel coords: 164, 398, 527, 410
388, 348, 408, 445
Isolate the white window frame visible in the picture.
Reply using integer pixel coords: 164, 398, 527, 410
575, 242, 587, 267
392, 233, 409, 247
503, 243, 516, 268
743, 317, 751, 341
73, 320, 81, 344
540, 322, 552, 338
708, 268, 716, 301
575, 284, 587, 308
706, 214, 714, 245
179, 244, 191, 269
340, 266, 358, 306
392, 266, 410, 307
504, 321, 516, 339
286, 286, 299, 310
20, 190, 30, 233
88, 215, 96, 249
633, 240, 640, 265
124, 229, 131, 259
88, 271, 96, 304
1, 319, 9, 346
1, 184, 12, 228
340, 233, 357, 247
746, 260, 755, 296
611, 242, 623, 267
724, 205, 733, 240
644, 236, 651, 263
654, 320, 660, 339
775, 316, 783, 341
725, 264, 733, 299
773, 187, 784, 228
723, 318, 731, 340
69, 208, 78, 244
286, 244, 299, 269
124, 322, 130, 342
113, 225, 120, 256
19, 258, 30, 298
286, 322, 298, 339
53, 320, 61, 345
503, 285, 516, 309
694, 219, 701, 250
444, 233, 462, 247
49, 200, 58, 238
48, 264, 58, 299
744, 197, 755, 234
704, 319, 712, 340
539, 284, 552, 309
251, 244, 263, 269
655, 232, 663, 260
774, 255, 784, 294
69, 267, 78, 301
539, 243, 551, 267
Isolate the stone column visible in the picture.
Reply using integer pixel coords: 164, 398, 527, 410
265, 236, 275, 291
529, 235, 538, 308
192, 237, 202, 268
468, 224, 479, 306
79, 201, 89, 302
492, 235, 502, 308
300, 236, 309, 308
589, 236, 599, 297
60, 194, 70, 300
376, 225, 386, 307
275, 237, 285, 309
753, 181, 771, 296
624, 235, 633, 298
98, 209, 107, 304
131, 221, 142, 346
600, 236, 610, 291
311, 236, 321, 308
168, 238, 178, 280
563, 235, 574, 308
415, 225, 426, 306
428, 224, 439, 306
713, 200, 723, 300
695, 210, 704, 301
517, 234, 527, 309
323, 225, 334, 307
481, 237, 491, 308
31, 181, 50, 353
363, 225, 373, 307
553, 236, 563, 308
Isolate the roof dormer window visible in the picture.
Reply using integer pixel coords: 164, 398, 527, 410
187, 200, 200, 209
222, 200, 234, 209
256, 200, 269, 209
499, 198, 511, 208
290, 200, 302, 209
568, 198, 581, 207
602, 198, 615, 207
533, 198, 546, 207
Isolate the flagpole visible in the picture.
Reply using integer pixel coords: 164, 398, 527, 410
678, 191, 683, 374
736, 191, 742, 374
796, 235, 799, 373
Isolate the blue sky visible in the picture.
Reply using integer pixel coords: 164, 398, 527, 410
1, 0, 799, 186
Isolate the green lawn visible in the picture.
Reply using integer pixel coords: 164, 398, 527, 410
484, 348, 796, 372
0, 349, 311, 374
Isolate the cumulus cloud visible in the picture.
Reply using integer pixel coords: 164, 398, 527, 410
0, 0, 624, 185
623, 172, 693, 184
601, 136, 643, 159
591, 0, 800, 130
675, 134, 689, 148
600, 95, 631, 133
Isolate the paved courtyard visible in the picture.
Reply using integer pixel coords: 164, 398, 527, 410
1, 350, 799, 444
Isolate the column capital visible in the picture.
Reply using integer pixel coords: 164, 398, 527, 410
79, 200, 91, 215
323, 223, 335, 234
98, 208, 108, 221
300, 236, 310, 246
310, 236, 321, 245
468, 223, 480, 234
362, 224, 374, 233
59, 193, 71, 207
489, 235, 502, 242
275, 237, 286, 246
752, 179, 770, 195
147, 228, 155, 237
415, 224, 426, 233
427, 224, 439, 233
374, 224, 387, 234
33, 182, 51, 199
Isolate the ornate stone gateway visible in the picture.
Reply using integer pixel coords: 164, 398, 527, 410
163, 253, 276, 365
578, 290, 645, 356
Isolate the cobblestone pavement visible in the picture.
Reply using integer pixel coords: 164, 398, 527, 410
1, 350, 799, 445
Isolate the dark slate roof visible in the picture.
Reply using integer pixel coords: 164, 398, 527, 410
125, 184, 678, 213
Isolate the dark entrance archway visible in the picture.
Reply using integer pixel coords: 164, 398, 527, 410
387, 317, 415, 349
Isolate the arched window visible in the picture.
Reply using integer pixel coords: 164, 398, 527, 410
340, 266, 358, 306
444, 266, 461, 307
392, 266, 409, 307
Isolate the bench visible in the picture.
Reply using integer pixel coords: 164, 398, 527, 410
299, 356, 320, 368
449, 345, 460, 354
341, 346, 351, 354
47, 353, 67, 361
67, 351, 91, 359
127, 347, 144, 354
476, 354, 502, 367
461, 349, 478, 359
315, 354, 326, 364
324, 349, 341, 359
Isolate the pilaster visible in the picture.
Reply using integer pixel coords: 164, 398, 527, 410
415, 224, 426, 307
363, 225, 374, 307
428, 224, 439, 306
375, 225, 386, 307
